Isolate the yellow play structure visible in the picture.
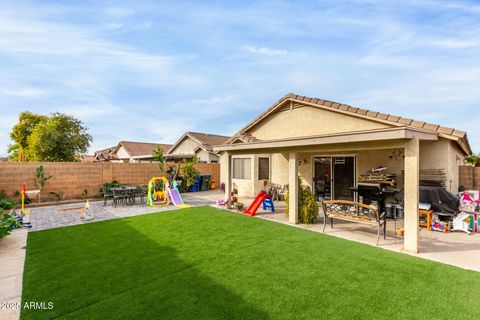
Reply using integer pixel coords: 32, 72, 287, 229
147, 177, 170, 206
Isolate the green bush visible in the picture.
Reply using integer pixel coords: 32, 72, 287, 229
0, 210, 21, 239
0, 198, 17, 210
286, 176, 319, 224
101, 181, 121, 194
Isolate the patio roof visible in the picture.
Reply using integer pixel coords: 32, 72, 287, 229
214, 126, 438, 152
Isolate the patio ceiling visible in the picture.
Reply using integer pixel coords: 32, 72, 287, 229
214, 126, 438, 153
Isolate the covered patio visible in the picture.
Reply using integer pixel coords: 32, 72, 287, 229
218, 127, 433, 254
215, 93, 472, 256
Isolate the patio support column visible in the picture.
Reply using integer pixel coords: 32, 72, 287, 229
288, 152, 298, 224
224, 152, 232, 203
404, 138, 420, 253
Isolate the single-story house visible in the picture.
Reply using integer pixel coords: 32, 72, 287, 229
214, 93, 472, 253
111, 141, 173, 163
93, 146, 117, 162
79, 154, 96, 163
165, 132, 230, 163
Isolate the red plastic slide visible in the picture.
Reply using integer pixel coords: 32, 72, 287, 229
243, 192, 270, 216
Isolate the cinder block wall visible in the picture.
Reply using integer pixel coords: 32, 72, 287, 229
0, 162, 220, 200
459, 165, 480, 190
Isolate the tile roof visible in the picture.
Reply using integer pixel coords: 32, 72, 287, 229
226, 93, 471, 154
168, 132, 231, 153
118, 141, 173, 157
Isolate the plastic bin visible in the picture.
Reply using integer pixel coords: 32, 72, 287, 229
189, 175, 201, 192
199, 174, 211, 192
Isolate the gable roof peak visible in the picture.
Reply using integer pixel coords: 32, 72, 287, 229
228, 92, 472, 155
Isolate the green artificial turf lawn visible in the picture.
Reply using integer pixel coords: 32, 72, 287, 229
22, 206, 480, 319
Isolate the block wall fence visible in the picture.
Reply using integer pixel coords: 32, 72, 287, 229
459, 165, 480, 190
0, 162, 220, 200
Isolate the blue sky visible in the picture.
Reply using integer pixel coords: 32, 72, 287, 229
0, 0, 479, 155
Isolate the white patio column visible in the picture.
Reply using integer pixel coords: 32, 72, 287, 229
404, 138, 420, 253
224, 152, 232, 202
288, 152, 299, 224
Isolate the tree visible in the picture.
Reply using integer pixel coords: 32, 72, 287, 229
465, 153, 480, 166
34, 165, 52, 203
152, 146, 165, 171
26, 113, 92, 162
7, 143, 19, 161
182, 156, 199, 187
10, 112, 48, 161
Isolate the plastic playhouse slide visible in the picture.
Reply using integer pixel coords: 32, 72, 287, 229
243, 192, 274, 216
168, 186, 191, 208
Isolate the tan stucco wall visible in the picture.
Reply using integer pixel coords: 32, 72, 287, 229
232, 138, 462, 198
115, 146, 131, 162
220, 153, 228, 186
419, 139, 464, 192
231, 155, 255, 197
271, 153, 289, 187
169, 137, 199, 155
247, 105, 392, 141
195, 149, 211, 163
221, 137, 464, 197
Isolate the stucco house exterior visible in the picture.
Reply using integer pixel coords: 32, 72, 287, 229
214, 93, 472, 253
165, 132, 230, 163
110, 141, 173, 163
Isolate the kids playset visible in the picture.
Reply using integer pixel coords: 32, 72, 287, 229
147, 176, 189, 208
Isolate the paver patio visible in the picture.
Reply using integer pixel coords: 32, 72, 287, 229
28, 191, 218, 231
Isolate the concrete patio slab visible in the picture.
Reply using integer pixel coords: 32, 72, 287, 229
249, 200, 480, 272
0, 228, 28, 320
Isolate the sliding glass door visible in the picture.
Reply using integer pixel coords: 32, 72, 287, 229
313, 156, 356, 201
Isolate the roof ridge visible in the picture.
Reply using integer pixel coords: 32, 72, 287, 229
286, 93, 465, 138
187, 131, 231, 138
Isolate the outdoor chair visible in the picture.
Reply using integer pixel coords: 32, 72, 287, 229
112, 188, 128, 207
135, 185, 147, 204
102, 186, 114, 206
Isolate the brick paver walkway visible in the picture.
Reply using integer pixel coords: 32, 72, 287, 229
28, 194, 215, 231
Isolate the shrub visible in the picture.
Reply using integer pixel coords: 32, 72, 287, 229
285, 176, 319, 224
182, 157, 199, 187
0, 198, 17, 210
101, 181, 121, 194
0, 210, 21, 239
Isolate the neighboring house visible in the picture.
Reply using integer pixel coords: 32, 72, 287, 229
112, 141, 173, 163
215, 93, 472, 254
79, 155, 95, 163
93, 146, 117, 162
166, 132, 230, 163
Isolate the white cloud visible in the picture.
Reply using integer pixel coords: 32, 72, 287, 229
433, 38, 480, 48
244, 46, 288, 56
191, 96, 234, 105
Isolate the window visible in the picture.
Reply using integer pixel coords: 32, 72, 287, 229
258, 157, 270, 180
233, 158, 251, 179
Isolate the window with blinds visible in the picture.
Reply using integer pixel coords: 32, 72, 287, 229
232, 158, 251, 179
258, 157, 270, 180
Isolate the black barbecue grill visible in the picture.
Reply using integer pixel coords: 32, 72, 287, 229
350, 182, 399, 215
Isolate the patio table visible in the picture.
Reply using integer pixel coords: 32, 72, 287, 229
111, 186, 137, 206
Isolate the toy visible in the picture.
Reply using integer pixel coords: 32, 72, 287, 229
20, 182, 40, 228
467, 212, 479, 233
79, 200, 95, 222
168, 181, 190, 208
243, 191, 275, 216
216, 198, 228, 208
147, 177, 170, 206
431, 219, 450, 233
451, 212, 473, 234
